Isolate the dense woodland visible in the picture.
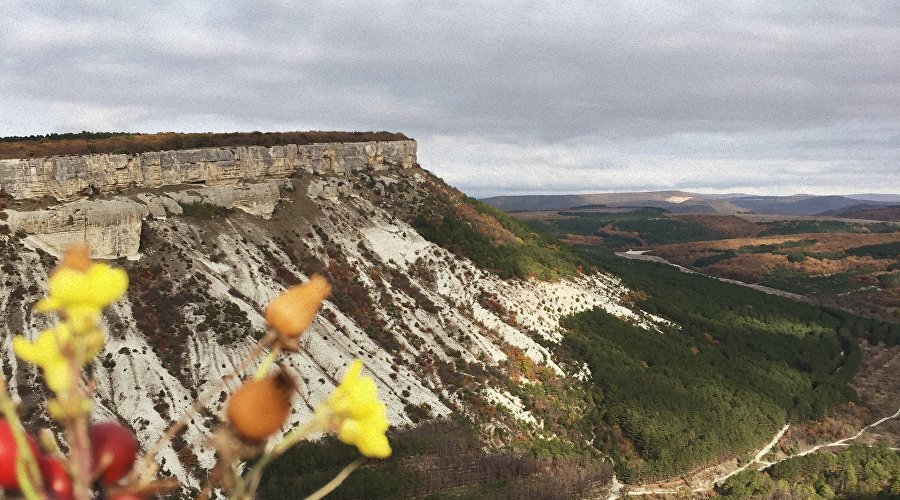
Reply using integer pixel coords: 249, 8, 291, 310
759, 219, 899, 236
258, 420, 612, 499
0, 130, 409, 159
720, 445, 900, 498
401, 183, 899, 486
559, 247, 898, 482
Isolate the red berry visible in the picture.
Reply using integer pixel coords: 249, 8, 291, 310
0, 420, 41, 489
89, 422, 138, 485
108, 494, 146, 500
39, 457, 73, 500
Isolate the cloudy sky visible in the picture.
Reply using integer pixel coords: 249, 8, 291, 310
1, 1, 898, 197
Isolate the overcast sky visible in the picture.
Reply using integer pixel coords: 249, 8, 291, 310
1, 1, 898, 197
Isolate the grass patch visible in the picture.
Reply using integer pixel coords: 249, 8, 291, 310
413, 197, 589, 280
180, 202, 232, 219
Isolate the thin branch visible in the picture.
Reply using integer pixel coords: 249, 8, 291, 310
135, 333, 275, 483
304, 459, 364, 500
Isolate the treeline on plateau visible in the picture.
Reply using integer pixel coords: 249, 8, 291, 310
560, 247, 899, 483
720, 444, 900, 498
0, 130, 409, 159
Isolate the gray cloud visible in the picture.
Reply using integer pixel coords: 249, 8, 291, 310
1, 1, 898, 196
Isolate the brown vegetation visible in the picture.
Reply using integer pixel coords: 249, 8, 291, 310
704, 253, 786, 282
655, 232, 900, 255
0, 130, 409, 159
650, 231, 900, 321
833, 207, 900, 222
455, 200, 522, 246
671, 214, 761, 238
390, 421, 613, 499
848, 342, 900, 447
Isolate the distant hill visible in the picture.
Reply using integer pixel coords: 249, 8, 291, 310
482, 191, 744, 214
846, 193, 900, 203
820, 204, 900, 222
725, 195, 867, 216
483, 191, 900, 217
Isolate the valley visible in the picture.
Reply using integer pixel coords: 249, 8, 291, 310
0, 137, 897, 498
513, 206, 900, 323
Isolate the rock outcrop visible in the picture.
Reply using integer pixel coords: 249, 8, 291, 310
3, 181, 287, 258
0, 140, 416, 258
6, 199, 147, 259
0, 140, 416, 201
166, 180, 286, 219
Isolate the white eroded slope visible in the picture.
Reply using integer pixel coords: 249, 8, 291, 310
0, 172, 662, 488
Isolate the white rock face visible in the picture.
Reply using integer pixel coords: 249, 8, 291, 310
166, 180, 286, 219
0, 142, 666, 492
6, 199, 148, 259
0, 140, 416, 201
307, 177, 354, 200
2, 181, 287, 258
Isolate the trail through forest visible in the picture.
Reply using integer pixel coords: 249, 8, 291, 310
615, 251, 817, 304
605, 405, 900, 498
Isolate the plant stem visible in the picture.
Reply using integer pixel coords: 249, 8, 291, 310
0, 378, 46, 500
239, 411, 327, 499
135, 334, 275, 483
63, 344, 93, 500
64, 413, 92, 500
253, 347, 281, 380
304, 459, 363, 500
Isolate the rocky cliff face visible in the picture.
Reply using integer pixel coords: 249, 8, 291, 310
0, 142, 659, 495
0, 140, 416, 201
0, 140, 415, 258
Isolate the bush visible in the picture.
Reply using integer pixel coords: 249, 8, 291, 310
787, 252, 806, 263
878, 272, 900, 289
180, 202, 231, 219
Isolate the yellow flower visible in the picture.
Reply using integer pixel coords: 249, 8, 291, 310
12, 324, 103, 393
325, 360, 391, 458
35, 262, 128, 329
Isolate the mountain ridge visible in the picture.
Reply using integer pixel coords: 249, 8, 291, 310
482, 191, 900, 217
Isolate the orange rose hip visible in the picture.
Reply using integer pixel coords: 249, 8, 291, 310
227, 372, 296, 441
265, 274, 331, 338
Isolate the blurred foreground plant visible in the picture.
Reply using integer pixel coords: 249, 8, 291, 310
1, 244, 391, 500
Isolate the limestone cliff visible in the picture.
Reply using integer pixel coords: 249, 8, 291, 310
0, 140, 415, 258
0, 149, 649, 493
0, 140, 416, 201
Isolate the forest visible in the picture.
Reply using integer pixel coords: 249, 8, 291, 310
560, 247, 899, 482
719, 444, 900, 497
257, 420, 611, 499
